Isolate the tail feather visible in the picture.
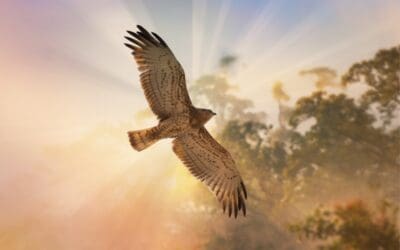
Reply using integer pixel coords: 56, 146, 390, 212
128, 127, 159, 151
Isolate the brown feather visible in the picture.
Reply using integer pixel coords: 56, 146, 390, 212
172, 128, 247, 218
124, 26, 247, 218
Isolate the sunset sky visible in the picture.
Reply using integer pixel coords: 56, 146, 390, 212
0, 0, 399, 249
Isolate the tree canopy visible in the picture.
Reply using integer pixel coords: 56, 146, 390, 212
195, 46, 400, 249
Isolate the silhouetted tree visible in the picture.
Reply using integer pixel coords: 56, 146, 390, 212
288, 91, 398, 175
300, 67, 341, 90
342, 46, 400, 127
290, 200, 400, 250
190, 74, 266, 129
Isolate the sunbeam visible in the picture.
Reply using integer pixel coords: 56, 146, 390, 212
232, 12, 318, 87
191, 0, 207, 79
203, 0, 232, 73
233, 0, 278, 56
1, 0, 399, 249
270, 26, 387, 81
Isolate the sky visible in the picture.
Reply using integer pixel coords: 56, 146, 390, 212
0, 0, 399, 249
1, 0, 399, 146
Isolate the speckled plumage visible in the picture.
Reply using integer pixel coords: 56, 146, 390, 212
125, 25, 247, 217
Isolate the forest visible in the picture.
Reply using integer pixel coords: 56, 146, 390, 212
7, 46, 398, 250
185, 45, 400, 249
1, 0, 399, 248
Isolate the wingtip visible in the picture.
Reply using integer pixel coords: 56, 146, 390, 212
124, 43, 134, 50
127, 30, 136, 37
241, 181, 248, 199
151, 32, 168, 46
137, 25, 149, 35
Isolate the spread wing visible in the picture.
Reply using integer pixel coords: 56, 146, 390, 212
124, 25, 192, 120
172, 127, 248, 218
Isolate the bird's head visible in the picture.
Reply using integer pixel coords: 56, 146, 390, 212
198, 108, 216, 124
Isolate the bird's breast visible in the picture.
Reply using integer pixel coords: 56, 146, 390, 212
158, 113, 192, 138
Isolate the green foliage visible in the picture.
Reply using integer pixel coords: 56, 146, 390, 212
220, 121, 270, 163
220, 120, 293, 175
219, 55, 238, 69
190, 75, 266, 128
288, 91, 399, 175
342, 45, 400, 126
192, 46, 400, 249
300, 67, 340, 90
206, 214, 298, 250
272, 81, 290, 102
290, 200, 400, 250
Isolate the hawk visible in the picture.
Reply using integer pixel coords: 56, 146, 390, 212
124, 25, 247, 217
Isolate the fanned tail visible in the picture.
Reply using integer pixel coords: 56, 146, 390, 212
128, 127, 159, 151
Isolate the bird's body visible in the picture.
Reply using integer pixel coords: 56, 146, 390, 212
124, 25, 247, 217
129, 108, 214, 151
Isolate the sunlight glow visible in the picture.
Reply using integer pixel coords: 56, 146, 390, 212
1, 0, 399, 248
203, 0, 231, 73
192, 0, 207, 79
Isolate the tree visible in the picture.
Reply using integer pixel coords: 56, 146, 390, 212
190, 74, 266, 128
300, 67, 341, 90
290, 200, 400, 250
191, 47, 400, 249
288, 91, 398, 175
219, 55, 238, 69
342, 46, 400, 127
272, 81, 292, 129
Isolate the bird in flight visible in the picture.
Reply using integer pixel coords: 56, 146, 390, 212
124, 25, 247, 217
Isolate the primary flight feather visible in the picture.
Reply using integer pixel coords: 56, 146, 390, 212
124, 25, 247, 218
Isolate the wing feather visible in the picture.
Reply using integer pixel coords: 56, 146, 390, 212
124, 25, 192, 120
172, 127, 247, 217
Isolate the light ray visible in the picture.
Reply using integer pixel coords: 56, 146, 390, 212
192, 0, 207, 79
68, 0, 138, 48
270, 25, 389, 81
121, 0, 157, 30
232, 13, 318, 85
233, 0, 278, 55
203, 0, 232, 73
64, 0, 150, 88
